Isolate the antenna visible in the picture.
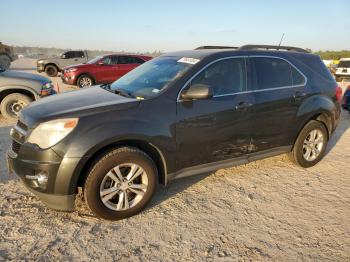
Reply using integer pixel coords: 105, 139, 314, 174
278, 33, 285, 47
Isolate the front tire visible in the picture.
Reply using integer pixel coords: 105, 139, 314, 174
84, 147, 157, 220
0, 93, 32, 120
289, 120, 328, 168
44, 65, 59, 77
77, 75, 94, 88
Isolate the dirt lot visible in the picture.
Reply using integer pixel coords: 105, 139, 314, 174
0, 59, 349, 261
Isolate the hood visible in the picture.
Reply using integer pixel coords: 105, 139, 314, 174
21, 86, 139, 127
0, 70, 50, 84
63, 63, 87, 70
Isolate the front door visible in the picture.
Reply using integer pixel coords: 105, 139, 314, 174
176, 57, 254, 171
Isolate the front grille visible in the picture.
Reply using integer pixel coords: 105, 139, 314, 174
17, 120, 28, 131
12, 140, 21, 154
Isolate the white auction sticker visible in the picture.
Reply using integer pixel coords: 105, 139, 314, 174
178, 57, 200, 65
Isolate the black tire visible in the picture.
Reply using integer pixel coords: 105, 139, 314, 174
0, 93, 32, 120
44, 65, 59, 77
0, 55, 11, 70
289, 120, 328, 168
77, 74, 94, 88
84, 147, 157, 220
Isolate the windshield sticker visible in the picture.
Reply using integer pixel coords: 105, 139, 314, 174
178, 57, 200, 65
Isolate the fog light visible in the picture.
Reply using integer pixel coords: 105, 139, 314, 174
25, 171, 48, 189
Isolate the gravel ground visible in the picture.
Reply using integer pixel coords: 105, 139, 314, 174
0, 60, 349, 261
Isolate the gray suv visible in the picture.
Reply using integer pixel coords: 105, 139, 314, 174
37, 50, 89, 77
0, 68, 56, 119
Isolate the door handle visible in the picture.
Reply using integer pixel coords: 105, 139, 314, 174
235, 102, 252, 111
293, 91, 306, 99
74, 59, 78, 61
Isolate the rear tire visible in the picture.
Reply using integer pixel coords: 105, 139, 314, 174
0, 55, 11, 70
84, 147, 157, 220
289, 120, 328, 168
45, 65, 59, 77
0, 93, 32, 120
77, 75, 94, 88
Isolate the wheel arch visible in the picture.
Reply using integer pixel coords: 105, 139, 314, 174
0, 86, 38, 104
74, 139, 167, 191
44, 63, 60, 71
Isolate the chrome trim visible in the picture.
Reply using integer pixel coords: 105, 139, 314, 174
177, 55, 308, 101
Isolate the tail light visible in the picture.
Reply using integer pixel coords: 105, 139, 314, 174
335, 86, 342, 102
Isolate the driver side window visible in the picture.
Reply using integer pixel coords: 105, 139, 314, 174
190, 58, 246, 96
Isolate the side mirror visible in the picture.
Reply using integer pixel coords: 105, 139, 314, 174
181, 84, 213, 101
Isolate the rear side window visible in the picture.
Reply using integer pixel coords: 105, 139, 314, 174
75, 51, 85, 58
118, 56, 137, 64
251, 57, 292, 90
190, 58, 246, 96
291, 66, 305, 85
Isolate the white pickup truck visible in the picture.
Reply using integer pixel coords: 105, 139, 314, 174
335, 58, 350, 81
36, 50, 89, 77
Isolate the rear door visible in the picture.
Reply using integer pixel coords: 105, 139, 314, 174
248, 56, 307, 152
176, 57, 254, 170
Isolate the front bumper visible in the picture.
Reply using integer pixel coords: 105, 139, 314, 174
37, 63, 45, 73
61, 72, 76, 85
6, 145, 81, 211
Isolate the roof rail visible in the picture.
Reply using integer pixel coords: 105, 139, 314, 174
238, 45, 309, 53
195, 46, 238, 50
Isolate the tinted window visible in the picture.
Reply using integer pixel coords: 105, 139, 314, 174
64, 51, 75, 59
110, 56, 119, 65
291, 66, 305, 85
132, 57, 146, 64
118, 56, 133, 64
75, 51, 85, 58
190, 58, 246, 96
252, 57, 292, 90
102, 56, 112, 65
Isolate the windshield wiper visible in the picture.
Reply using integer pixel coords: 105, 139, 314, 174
114, 88, 134, 98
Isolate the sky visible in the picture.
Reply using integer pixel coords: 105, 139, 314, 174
1, 0, 349, 52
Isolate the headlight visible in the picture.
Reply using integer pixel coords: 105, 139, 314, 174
42, 82, 53, 89
37, 60, 44, 64
65, 67, 78, 73
27, 118, 79, 149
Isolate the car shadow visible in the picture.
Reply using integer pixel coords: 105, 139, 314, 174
325, 110, 350, 154
147, 172, 211, 210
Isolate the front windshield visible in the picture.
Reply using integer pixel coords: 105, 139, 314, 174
110, 56, 194, 99
87, 55, 103, 64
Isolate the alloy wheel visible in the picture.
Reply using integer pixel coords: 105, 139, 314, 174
302, 129, 324, 161
99, 163, 148, 211
79, 77, 92, 87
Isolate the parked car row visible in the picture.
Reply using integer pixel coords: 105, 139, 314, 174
6, 44, 344, 220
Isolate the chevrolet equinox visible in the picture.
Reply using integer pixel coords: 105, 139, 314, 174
7, 45, 342, 220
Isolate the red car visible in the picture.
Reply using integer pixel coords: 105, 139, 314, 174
61, 54, 152, 88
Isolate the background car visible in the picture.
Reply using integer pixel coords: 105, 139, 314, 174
335, 58, 350, 82
61, 54, 152, 88
37, 50, 89, 77
0, 68, 55, 119
342, 85, 350, 112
